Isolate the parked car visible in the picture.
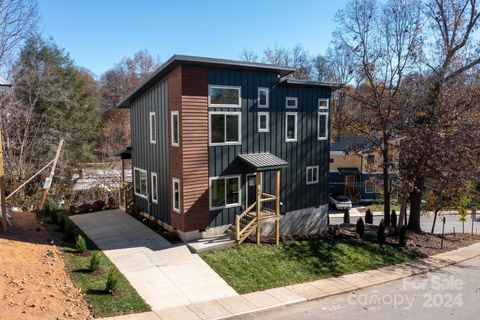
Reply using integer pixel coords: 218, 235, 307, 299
328, 194, 352, 210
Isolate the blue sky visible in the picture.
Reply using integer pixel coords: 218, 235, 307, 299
38, 0, 348, 77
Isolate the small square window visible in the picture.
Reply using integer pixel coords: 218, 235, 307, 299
306, 166, 319, 185
258, 88, 269, 108
367, 154, 375, 165
286, 97, 298, 109
258, 112, 269, 132
318, 98, 329, 110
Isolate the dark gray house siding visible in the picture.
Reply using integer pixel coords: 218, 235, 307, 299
130, 79, 170, 223
208, 68, 331, 227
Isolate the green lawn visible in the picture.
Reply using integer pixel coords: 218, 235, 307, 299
367, 203, 401, 212
201, 239, 417, 294
42, 215, 150, 318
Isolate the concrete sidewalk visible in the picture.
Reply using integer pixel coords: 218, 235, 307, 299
100, 241, 480, 320
70, 210, 237, 311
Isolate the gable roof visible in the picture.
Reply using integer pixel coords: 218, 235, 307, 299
330, 136, 374, 153
117, 55, 296, 108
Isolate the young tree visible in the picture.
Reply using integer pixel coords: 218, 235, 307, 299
262, 44, 313, 79
239, 49, 258, 62
333, 0, 423, 225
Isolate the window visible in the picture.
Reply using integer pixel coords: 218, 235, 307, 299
286, 97, 298, 109
365, 181, 376, 193
318, 98, 329, 110
258, 88, 269, 108
172, 178, 180, 213
209, 112, 241, 146
149, 112, 156, 144
329, 158, 334, 163
209, 176, 241, 210
209, 85, 241, 107
134, 168, 147, 198
306, 166, 319, 185
285, 112, 297, 142
258, 112, 269, 132
151, 172, 158, 204
367, 154, 375, 165
171, 111, 179, 147
318, 112, 328, 140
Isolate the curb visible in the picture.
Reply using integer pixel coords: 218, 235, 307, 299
101, 241, 480, 320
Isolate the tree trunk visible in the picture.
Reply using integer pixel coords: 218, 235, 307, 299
382, 143, 391, 226
398, 194, 408, 229
408, 176, 424, 232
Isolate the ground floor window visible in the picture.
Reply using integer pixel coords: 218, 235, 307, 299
151, 172, 158, 203
134, 167, 147, 198
172, 178, 180, 213
209, 175, 241, 210
306, 166, 319, 185
365, 181, 377, 193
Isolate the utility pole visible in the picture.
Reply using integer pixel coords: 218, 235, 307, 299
0, 123, 7, 231
38, 139, 64, 211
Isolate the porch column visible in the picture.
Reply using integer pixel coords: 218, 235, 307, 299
275, 169, 281, 245
256, 172, 261, 244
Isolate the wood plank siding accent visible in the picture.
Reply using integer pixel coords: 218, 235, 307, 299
169, 66, 209, 232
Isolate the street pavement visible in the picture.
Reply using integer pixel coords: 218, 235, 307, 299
329, 211, 479, 235
233, 255, 480, 320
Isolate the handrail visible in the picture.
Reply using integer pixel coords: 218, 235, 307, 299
238, 201, 256, 219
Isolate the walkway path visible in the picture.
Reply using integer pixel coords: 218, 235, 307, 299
70, 210, 237, 311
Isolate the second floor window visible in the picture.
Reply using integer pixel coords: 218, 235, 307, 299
149, 112, 156, 144
318, 112, 328, 140
367, 154, 375, 165
286, 97, 298, 109
258, 112, 269, 132
258, 88, 269, 108
285, 112, 297, 142
209, 112, 241, 146
171, 111, 179, 147
209, 85, 241, 107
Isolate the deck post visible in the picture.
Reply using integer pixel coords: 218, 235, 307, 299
235, 215, 240, 242
256, 172, 261, 244
120, 159, 125, 208
275, 169, 281, 245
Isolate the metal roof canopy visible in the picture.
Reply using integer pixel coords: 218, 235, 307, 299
279, 79, 344, 90
117, 55, 296, 108
337, 167, 361, 175
238, 153, 288, 171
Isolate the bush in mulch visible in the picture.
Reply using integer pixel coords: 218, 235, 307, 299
105, 270, 120, 294
356, 217, 365, 237
343, 209, 350, 224
365, 209, 373, 224
76, 203, 94, 214
377, 219, 386, 244
75, 235, 87, 253
89, 252, 102, 274
391, 210, 397, 228
63, 221, 77, 242
92, 200, 106, 212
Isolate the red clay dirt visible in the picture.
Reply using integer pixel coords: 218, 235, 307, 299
0, 211, 91, 320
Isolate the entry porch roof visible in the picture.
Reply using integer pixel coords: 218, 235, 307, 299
237, 153, 288, 171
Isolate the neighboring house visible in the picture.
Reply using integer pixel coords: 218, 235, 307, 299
329, 136, 387, 203
117, 55, 341, 241
0, 77, 11, 93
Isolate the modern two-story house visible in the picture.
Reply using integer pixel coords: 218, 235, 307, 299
117, 55, 341, 242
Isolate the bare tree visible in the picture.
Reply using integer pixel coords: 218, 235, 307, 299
239, 49, 258, 62
0, 0, 38, 69
263, 44, 313, 79
333, 0, 423, 225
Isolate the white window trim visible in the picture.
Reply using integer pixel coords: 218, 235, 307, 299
365, 182, 377, 193
151, 172, 158, 204
318, 111, 328, 141
306, 166, 319, 185
171, 111, 179, 147
285, 112, 298, 142
208, 85, 241, 108
257, 112, 269, 133
172, 178, 181, 213
209, 175, 242, 211
149, 112, 156, 144
134, 167, 148, 199
209, 111, 242, 146
318, 98, 329, 110
286, 97, 298, 109
258, 87, 269, 108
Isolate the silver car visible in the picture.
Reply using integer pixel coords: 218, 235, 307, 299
328, 194, 353, 210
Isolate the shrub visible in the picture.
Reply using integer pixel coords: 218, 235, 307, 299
74, 235, 87, 253
49, 209, 59, 224
377, 219, 386, 244
365, 209, 373, 224
105, 270, 119, 294
391, 210, 397, 228
57, 214, 67, 232
356, 217, 365, 237
63, 222, 76, 242
89, 252, 101, 271
343, 209, 350, 224
399, 225, 408, 247
92, 200, 106, 212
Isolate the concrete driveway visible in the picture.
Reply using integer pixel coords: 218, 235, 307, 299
70, 210, 237, 311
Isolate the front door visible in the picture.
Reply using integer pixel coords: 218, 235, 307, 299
345, 175, 356, 194
246, 173, 261, 207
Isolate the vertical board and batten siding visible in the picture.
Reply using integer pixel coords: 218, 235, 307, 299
208, 68, 331, 227
130, 79, 170, 224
